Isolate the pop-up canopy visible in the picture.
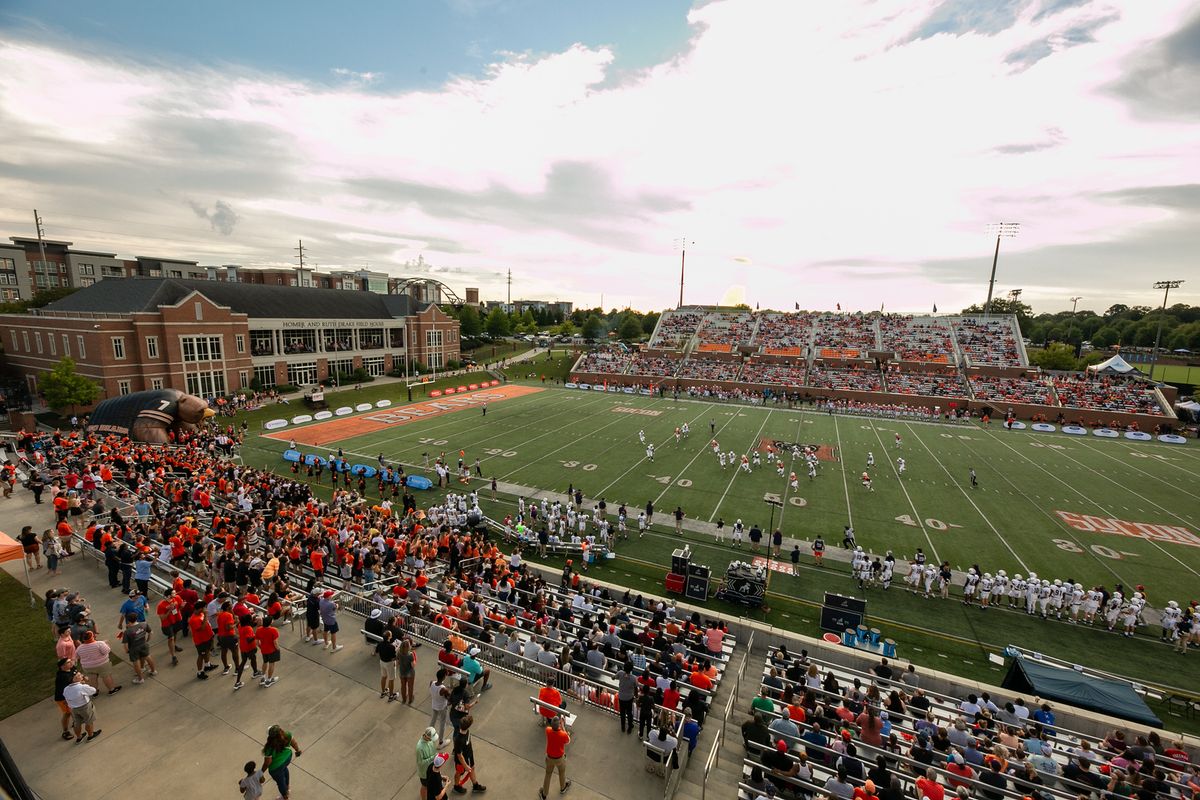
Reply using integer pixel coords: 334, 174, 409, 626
1002, 655, 1162, 728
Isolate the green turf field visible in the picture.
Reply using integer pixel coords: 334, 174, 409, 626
242, 384, 1199, 596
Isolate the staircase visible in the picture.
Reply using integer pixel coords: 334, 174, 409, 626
674, 638, 761, 800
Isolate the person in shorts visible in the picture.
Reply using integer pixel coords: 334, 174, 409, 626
376, 629, 398, 701
62, 670, 100, 743
121, 612, 157, 684
189, 606, 219, 680
256, 617, 281, 687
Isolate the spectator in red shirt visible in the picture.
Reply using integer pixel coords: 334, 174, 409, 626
156, 589, 183, 666
233, 615, 261, 690
188, 607, 218, 680
916, 769, 945, 800
437, 639, 462, 669
256, 617, 281, 687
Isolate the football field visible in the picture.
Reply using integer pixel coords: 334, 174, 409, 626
244, 385, 1200, 598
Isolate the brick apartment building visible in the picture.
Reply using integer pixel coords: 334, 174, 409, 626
0, 278, 460, 403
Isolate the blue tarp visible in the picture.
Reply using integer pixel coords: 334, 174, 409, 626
1001, 656, 1162, 728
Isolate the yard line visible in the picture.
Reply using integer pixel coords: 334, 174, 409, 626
901, 422, 1029, 572
647, 406, 745, 510
974, 428, 1198, 579
832, 415, 853, 528
1072, 439, 1200, 505
707, 408, 773, 522
597, 402, 718, 500
775, 418, 807, 530
867, 422, 940, 564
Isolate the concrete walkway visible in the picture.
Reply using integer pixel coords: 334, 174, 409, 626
0, 489, 672, 800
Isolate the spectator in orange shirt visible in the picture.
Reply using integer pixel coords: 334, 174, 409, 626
915, 769, 945, 800
256, 617, 281, 687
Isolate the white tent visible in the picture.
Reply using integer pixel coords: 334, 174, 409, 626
1087, 353, 1138, 374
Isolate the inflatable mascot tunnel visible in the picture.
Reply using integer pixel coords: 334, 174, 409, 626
86, 388, 215, 444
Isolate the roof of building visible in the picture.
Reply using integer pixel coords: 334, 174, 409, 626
41, 278, 422, 320
10, 237, 73, 247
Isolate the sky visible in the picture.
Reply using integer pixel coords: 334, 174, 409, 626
1, 0, 1198, 315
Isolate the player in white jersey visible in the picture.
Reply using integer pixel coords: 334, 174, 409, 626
905, 561, 922, 592
1083, 588, 1102, 624
807, 463, 817, 481
681, 422, 689, 438
639, 429, 646, 444
732, 519, 744, 547
752, 451, 761, 468
646, 443, 655, 461
727, 450, 736, 466
963, 568, 979, 605
1045, 580, 1062, 618
1026, 577, 1041, 615
1120, 602, 1139, 637
578, 514, 588, 536
896, 457, 906, 474
1068, 583, 1085, 622
617, 509, 627, 540
740, 455, 751, 473
1161, 601, 1182, 641
1104, 593, 1123, 630
880, 556, 894, 590
637, 512, 647, 537
867, 452, 875, 468
1008, 574, 1025, 608
718, 451, 727, 469
922, 564, 938, 597
991, 571, 1008, 605
978, 573, 994, 608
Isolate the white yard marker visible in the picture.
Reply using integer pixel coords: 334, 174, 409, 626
868, 421, 939, 564
832, 415, 854, 527
707, 410, 773, 521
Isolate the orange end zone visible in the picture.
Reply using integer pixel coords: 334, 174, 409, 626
265, 384, 544, 447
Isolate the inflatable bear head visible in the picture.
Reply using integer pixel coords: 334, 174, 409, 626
86, 388, 215, 444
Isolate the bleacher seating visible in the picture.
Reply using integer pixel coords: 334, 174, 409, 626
968, 373, 1055, 405
740, 361, 807, 388
695, 312, 756, 353
880, 315, 955, 364
627, 354, 679, 379
806, 365, 883, 392
753, 313, 815, 356
1052, 374, 1165, 416
573, 348, 633, 375
884, 366, 967, 397
649, 310, 705, 350
952, 317, 1024, 367
814, 314, 878, 357
676, 357, 743, 382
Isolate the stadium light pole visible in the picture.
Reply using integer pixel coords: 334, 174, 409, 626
1150, 280, 1184, 381
675, 237, 693, 309
983, 222, 1020, 315
1068, 296, 1082, 347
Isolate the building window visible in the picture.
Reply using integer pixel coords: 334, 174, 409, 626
35, 275, 48, 288
0, 257, 14, 269
62, 334, 70, 357
235, 334, 245, 354
185, 369, 226, 398
181, 335, 222, 362
364, 357, 386, 377
428, 351, 443, 369
34, 332, 42, 354
0, 273, 17, 285
48, 332, 55, 356
194, 301, 203, 320
328, 358, 354, 378
21, 331, 29, 351
151, 378, 164, 390
79, 263, 95, 275
77, 336, 86, 359
146, 336, 159, 359
1, 288, 18, 301
118, 380, 131, 395
286, 362, 317, 386
78, 277, 95, 287
112, 337, 125, 360
239, 370, 249, 389
253, 365, 276, 388
426, 329, 444, 348
169, 270, 183, 278
9, 331, 16, 350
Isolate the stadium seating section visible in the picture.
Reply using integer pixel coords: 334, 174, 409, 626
649, 310, 705, 350
952, 317, 1024, 367
880, 315, 955, 363
885, 367, 968, 397
1052, 375, 1166, 416
968, 373, 1056, 405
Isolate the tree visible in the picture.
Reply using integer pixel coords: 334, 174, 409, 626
642, 311, 660, 334
458, 305, 482, 338
40, 357, 101, 413
1029, 342, 1078, 371
961, 298, 1033, 329
581, 314, 603, 341
618, 313, 643, 341
1104, 303, 1130, 318
555, 320, 577, 337
485, 307, 511, 338
1090, 326, 1119, 349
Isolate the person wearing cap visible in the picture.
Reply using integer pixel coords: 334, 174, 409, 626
62, 668, 101, 743
540, 715, 572, 799
761, 738, 795, 775
118, 589, 147, 630
76, 630, 122, 695
426, 752, 450, 800
853, 779, 878, 800
122, 611, 157, 684
417, 726, 441, 800
768, 708, 800, 742
53, 657, 77, 739
318, 590, 343, 652
460, 646, 491, 693
945, 752, 975, 789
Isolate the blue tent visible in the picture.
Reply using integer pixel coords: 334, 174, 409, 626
1001, 656, 1162, 728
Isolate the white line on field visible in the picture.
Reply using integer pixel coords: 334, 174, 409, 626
707, 410, 773, 522
868, 421, 939, 564
650, 406, 743, 508
776, 417, 808, 529
1073, 439, 1200, 507
597, 403, 718, 500
832, 415, 853, 528
903, 422, 1029, 572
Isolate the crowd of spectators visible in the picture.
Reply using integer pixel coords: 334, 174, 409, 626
675, 358, 743, 382
627, 355, 680, 379
695, 312, 756, 351
649, 311, 705, 350
968, 374, 1056, 405
814, 315, 879, 354
1052, 375, 1166, 416
885, 367, 967, 398
880, 316, 955, 364
573, 349, 634, 375
952, 318, 1023, 367
742, 361, 809, 388
754, 313, 816, 354
807, 366, 884, 392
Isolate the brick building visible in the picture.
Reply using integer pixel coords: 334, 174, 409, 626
0, 278, 460, 403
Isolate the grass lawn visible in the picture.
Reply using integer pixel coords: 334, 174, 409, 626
236, 385, 1200, 722
0, 571, 55, 719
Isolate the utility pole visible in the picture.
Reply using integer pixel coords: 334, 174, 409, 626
983, 223, 1020, 315
1068, 296, 1082, 349
294, 239, 308, 287
1150, 280, 1184, 381
676, 237, 692, 309
33, 210, 48, 288
506, 269, 512, 312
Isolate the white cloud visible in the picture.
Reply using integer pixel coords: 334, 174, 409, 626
1, 0, 1198, 313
